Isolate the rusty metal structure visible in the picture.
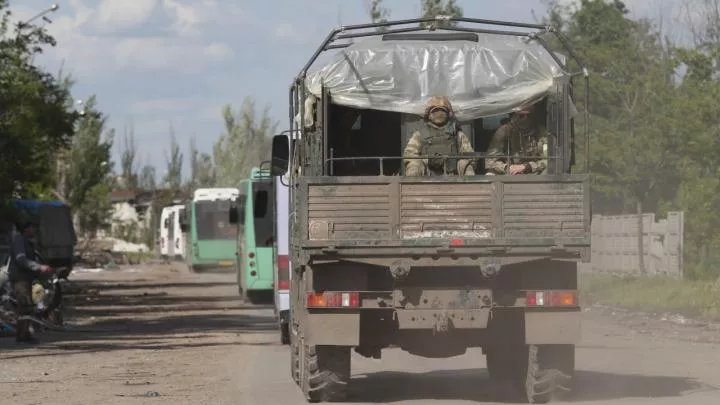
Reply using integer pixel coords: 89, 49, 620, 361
270, 16, 590, 403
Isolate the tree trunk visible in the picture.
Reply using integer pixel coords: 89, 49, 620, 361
636, 199, 646, 274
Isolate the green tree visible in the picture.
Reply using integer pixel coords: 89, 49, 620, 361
368, 0, 390, 32
419, 0, 463, 28
547, 0, 682, 274
162, 125, 183, 191
662, 0, 720, 279
119, 125, 139, 189
187, 136, 216, 191
63, 95, 115, 238
213, 97, 278, 187
138, 163, 157, 191
0, 0, 78, 200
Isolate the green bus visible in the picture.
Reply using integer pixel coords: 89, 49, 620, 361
229, 167, 275, 304
180, 187, 240, 272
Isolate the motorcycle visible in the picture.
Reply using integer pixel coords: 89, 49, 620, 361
0, 256, 72, 332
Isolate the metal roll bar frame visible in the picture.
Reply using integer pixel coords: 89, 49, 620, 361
286, 16, 590, 176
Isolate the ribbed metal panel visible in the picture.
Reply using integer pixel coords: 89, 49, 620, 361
502, 182, 586, 238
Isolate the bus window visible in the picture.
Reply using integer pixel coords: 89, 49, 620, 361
254, 190, 268, 218
195, 200, 238, 240
252, 183, 274, 247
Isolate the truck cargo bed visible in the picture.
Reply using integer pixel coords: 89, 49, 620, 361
298, 175, 590, 250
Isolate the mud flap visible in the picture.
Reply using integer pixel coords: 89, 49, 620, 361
304, 312, 360, 346
524, 310, 581, 345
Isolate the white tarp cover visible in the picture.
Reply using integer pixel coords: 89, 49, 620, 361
305, 34, 570, 121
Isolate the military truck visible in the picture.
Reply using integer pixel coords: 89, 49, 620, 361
269, 16, 590, 403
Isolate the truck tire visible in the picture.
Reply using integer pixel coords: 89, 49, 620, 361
281, 322, 290, 345
300, 341, 350, 402
514, 344, 574, 404
486, 348, 514, 381
290, 327, 300, 384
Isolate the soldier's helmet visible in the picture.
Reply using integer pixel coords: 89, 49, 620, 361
511, 102, 541, 130
424, 96, 454, 128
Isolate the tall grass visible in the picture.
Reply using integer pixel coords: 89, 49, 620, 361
580, 274, 720, 320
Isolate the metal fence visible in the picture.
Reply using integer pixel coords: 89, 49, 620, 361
579, 212, 684, 278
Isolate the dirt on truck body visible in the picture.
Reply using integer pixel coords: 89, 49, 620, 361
269, 16, 591, 404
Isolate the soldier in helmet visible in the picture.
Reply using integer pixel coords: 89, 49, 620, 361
403, 96, 476, 176
485, 102, 548, 175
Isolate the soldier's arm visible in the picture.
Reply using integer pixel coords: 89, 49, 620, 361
527, 158, 547, 174
526, 135, 548, 174
484, 126, 509, 174
11, 234, 41, 274
456, 130, 476, 175
403, 131, 425, 176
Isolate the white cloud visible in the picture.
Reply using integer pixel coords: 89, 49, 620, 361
161, 0, 245, 37
111, 37, 233, 73
95, 0, 157, 31
23, 1, 237, 77
273, 22, 308, 42
128, 96, 211, 116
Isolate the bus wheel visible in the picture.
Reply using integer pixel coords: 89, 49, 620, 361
246, 291, 265, 305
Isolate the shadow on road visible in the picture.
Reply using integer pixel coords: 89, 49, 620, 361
0, 272, 278, 357
0, 339, 277, 360
73, 280, 239, 291
348, 368, 715, 403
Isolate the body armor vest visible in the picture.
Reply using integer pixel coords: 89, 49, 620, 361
419, 123, 459, 175
506, 122, 547, 165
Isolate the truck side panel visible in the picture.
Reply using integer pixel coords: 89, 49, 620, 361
301, 175, 590, 249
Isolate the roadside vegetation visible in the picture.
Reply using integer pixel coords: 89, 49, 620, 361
581, 274, 720, 320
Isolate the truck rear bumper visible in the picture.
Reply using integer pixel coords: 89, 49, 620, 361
302, 308, 581, 346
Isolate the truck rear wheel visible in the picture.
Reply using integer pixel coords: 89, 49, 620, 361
280, 322, 290, 345
290, 327, 300, 384
513, 344, 574, 404
300, 340, 350, 402
486, 347, 514, 381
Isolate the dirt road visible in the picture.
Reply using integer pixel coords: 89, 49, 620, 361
1, 264, 719, 405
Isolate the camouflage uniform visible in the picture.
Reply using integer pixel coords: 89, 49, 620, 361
485, 105, 548, 175
403, 97, 476, 176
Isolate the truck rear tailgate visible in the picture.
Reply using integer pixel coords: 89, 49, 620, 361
300, 175, 590, 247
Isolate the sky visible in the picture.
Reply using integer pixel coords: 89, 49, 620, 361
9, 0, 689, 180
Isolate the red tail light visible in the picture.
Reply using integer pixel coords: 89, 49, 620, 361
526, 290, 578, 307
277, 255, 289, 271
306, 292, 360, 308
277, 255, 290, 291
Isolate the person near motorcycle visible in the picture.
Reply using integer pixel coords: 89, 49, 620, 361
7, 219, 52, 343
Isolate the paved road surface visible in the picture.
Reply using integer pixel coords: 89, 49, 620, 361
1, 264, 719, 404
